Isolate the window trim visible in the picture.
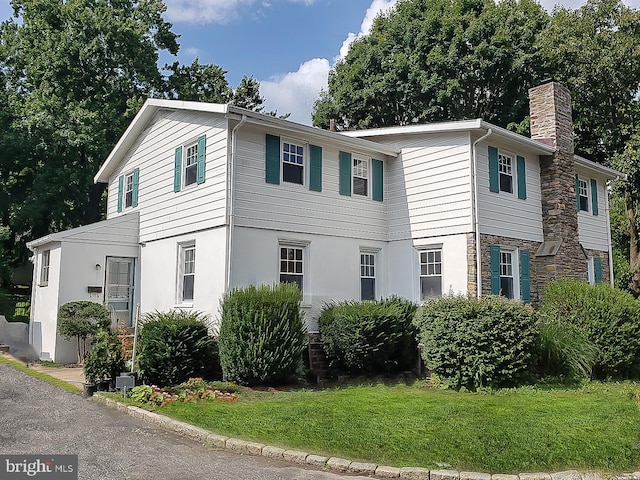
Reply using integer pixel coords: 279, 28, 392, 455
124, 172, 134, 209
278, 239, 310, 303
40, 249, 50, 287
352, 156, 370, 197
498, 151, 514, 195
176, 241, 196, 306
577, 176, 589, 212
499, 247, 520, 300
281, 139, 306, 186
359, 247, 379, 301
183, 141, 199, 188
418, 245, 443, 301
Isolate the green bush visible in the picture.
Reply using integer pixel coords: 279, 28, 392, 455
318, 296, 418, 375
535, 318, 598, 379
83, 330, 125, 386
540, 279, 640, 378
218, 283, 307, 386
136, 310, 217, 387
413, 295, 538, 390
57, 301, 111, 364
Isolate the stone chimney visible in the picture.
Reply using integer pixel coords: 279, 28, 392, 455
529, 80, 586, 289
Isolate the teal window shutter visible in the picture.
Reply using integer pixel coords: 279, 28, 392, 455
489, 146, 499, 193
339, 151, 352, 196
174, 146, 182, 193
197, 134, 206, 185
117, 175, 124, 213
575, 175, 580, 211
132, 168, 139, 208
265, 134, 280, 184
309, 144, 322, 192
372, 159, 383, 202
490, 245, 501, 295
517, 155, 526, 200
594, 257, 603, 284
591, 179, 598, 216
520, 249, 531, 304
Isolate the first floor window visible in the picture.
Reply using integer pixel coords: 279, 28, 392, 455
420, 249, 442, 300
179, 243, 195, 302
499, 153, 513, 194
578, 178, 589, 212
185, 143, 198, 187
283, 142, 304, 184
353, 158, 368, 196
360, 252, 376, 301
280, 246, 303, 292
40, 249, 50, 286
125, 172, 134, 208
500, 251, 514, 299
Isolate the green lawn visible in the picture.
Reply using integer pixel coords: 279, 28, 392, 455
154, 382, 640, 473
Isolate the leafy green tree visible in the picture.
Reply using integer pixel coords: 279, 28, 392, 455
313, 0, 550, 129
165, 58, 233, 103
57, 301, 111, 364
231, 75, 265, 111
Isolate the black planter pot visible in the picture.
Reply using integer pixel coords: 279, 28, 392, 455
83, 383, 98, 397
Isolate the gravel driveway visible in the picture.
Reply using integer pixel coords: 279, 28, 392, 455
0, 363, 368, 480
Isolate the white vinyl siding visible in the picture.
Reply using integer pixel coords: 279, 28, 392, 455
476, 140, 544, 242
106, 110, 228, 243
384, 133, 473, 241
233, 125, 388, 241
577, 171, 609, 251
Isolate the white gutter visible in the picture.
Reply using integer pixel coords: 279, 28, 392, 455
225, 114, 247, 292
605, 180, 615, 286
471, 128, 493, 298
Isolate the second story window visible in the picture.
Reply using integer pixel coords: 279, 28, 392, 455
40, 249, 50, 286
499, 153, 513, 194
578, 178, 589, 212
125, 173, 134, 208
184, 143, 198, 187
283, 142, 304, 184
353, 158, 368, 196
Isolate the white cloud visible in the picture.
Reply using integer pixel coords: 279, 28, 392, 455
260, 58, 331, 124
337, 0, 398, 61
164, 0, 314, 24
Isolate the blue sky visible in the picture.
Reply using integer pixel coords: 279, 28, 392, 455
1, 0, 639, 124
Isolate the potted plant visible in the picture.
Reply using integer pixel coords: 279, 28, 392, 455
83, 330, 125, 396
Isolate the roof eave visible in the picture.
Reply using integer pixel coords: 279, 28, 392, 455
575, 155, 627, 181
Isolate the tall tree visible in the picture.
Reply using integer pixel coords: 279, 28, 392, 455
0, 0, 178, 269
313, 0, 550, 130
165, 58, 233, 103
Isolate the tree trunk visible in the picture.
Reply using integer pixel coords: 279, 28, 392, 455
624, 188, 640, 296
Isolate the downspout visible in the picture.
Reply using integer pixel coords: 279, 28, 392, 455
225, 114, 248, 292
471, 128, 493, 298
605, 179, 615, 286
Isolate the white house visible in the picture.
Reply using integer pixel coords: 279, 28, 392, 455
27, 80, 624, 364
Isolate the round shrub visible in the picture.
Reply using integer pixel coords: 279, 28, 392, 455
540, 279, 640, 378
57, 301, 111, 363
319, 296, 418, 375
217, 283, 307, 386
136, 310, 216, 387
413, 295, 538, 390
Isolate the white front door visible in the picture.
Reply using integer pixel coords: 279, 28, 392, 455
106, 257, 135, 327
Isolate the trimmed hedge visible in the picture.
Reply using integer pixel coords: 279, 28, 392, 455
136, 310, 216, 387
540, 279, 640, 378
318, 297, 418, 376
413, 295, 538, 390
218, 283, 307, 386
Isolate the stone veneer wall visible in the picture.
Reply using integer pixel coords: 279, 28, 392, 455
308, 332, 328, 379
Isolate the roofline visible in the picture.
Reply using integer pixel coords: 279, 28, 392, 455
26, 212, 140, 250
94, 100, 399, 183
341, 119, 556, 155
575, 155, 627, 181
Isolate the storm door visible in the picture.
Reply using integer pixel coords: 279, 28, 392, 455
105, 257, 135, 327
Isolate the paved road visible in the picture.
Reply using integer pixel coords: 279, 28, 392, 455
0, 364, 369, 480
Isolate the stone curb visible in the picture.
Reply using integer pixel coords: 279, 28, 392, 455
90, 394, 640, 480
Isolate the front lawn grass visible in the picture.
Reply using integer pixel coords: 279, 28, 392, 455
154, 381, 640, 473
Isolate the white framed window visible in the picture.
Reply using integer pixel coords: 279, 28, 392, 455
40, 249, 50, 286
500, 251, 515, 299
360, 251, 376, 301
282, 141, 304, 185
578, 177, 589, 212
419, 249, 442, 300
498, 153, 513, 194
177, 242, 195, 304
353, 158, 368, 196
124, 172, 134, 208
184, 143, 198, 187
279, 246, 304, 293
